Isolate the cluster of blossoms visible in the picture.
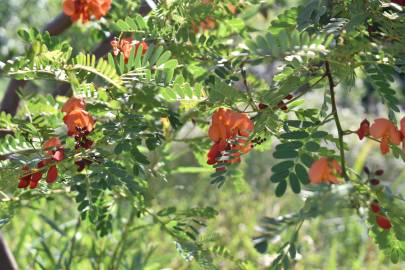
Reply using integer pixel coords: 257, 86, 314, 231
308, 157, 342, 184
356, 117, 405, 155
63, 0, 112, 23
364, 168, 393, 230
62, 97, 95, 171
18, 97, 95, 189
110, 37, 148, 63
207, 108, 254, 170
18, 138, 64, 188
306, 116, 405, 186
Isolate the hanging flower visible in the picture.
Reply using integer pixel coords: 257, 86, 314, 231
18, 166, 33, 189
62, 97, 86, 114
308, 157, 342, 184
369, 118, 401, 154
111, 38, 148, 63
356, 119, 370, 140
63, 0, 112, 23
376, 215, 392, 230
207, 108, 253, 167
63, 109, 95, 136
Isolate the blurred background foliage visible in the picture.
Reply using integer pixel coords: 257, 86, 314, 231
0, 0, 404, 269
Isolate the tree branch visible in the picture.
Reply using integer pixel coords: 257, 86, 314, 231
325, 61, 348, 181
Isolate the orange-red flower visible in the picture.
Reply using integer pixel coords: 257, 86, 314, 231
369, 118, 401, 155
62, 97, 95, 137
63, 109, 95, 136
207, 108, 253, 167
43, 137, 61, 151
63, 0, 112, 23
111, 38, 148, 63
62, 97, 86, 114
308, 157, 342, 184
356, 119, 370, 140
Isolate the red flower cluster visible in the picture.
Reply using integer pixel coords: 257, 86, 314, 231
18, 137, 64, 189
207, 108, 254, 169
356, 117, 405, 155
369, 200, 392, 230
62, 97, 95, 171
111, 38, 148, 63
63, 0, 112, 23
308, 157, 342, 184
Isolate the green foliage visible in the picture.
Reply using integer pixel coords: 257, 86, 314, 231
1, 0, 405, 269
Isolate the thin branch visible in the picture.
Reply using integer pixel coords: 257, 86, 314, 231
325, 61, 348, 181
241, 64, 259, 111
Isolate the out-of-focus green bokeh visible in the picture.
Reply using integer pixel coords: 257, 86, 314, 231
0, 0, 404, 269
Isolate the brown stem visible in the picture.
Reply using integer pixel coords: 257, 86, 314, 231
325, 61, 348, 181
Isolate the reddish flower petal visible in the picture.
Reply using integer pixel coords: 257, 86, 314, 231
64, 109, 95, 136
309, 158, 328, 184
309, 157, 342, 184
376, 215, 392, 230
30, 180, 40, 189
63, 0, 76, 16
31, 172, 43, 183
62, 97, 85, 114
370, 118, 401, 152
380, 137, 390, 155
43, 137, 62, 150
370, 118, 391, 138
63, 0, 111, 23
46, 166, 58, 183
356, 119, 370, 140
207, 140, 228, 165
18, 178, 30, 188
53, 149, 65, 162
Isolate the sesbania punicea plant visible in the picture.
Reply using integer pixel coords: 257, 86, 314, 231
0, 0, 405, 268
